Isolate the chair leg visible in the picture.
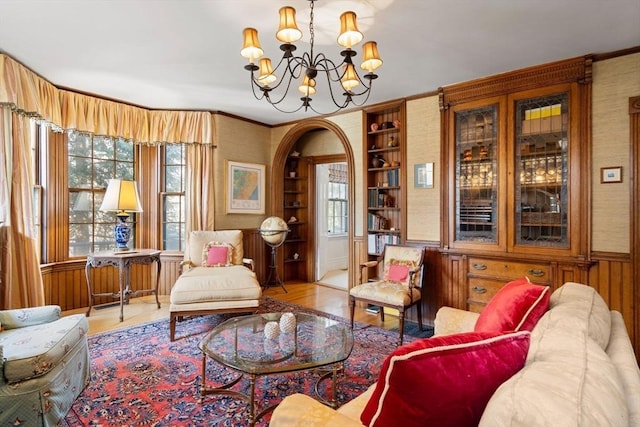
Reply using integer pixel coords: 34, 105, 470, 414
398, 310, 405, 346
380, 307, 385, 321
349, 297, 356, 329
170, 314, 177, 342
417, 303, 424, 331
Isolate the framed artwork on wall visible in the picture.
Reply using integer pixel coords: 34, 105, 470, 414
225, 161, 265, 214
414, 163, 434, 188
601, 166, 622, 184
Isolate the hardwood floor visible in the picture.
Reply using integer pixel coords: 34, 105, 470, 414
65, 282, 400, 336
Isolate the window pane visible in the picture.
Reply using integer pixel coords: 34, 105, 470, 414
165, 166, 183, 192
116, 138, 134, 161
164, 195, 183, 222
93, 136, 114, 159
68, 157, 92, 188
93, 160, 113, 188
67, 132, 91, 157
116, 161, 134, 181
69, 223, 93, 257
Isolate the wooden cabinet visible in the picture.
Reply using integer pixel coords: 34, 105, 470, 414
364, 101, 406, 264
440, 57, 593, 310
283, 154, 310, 282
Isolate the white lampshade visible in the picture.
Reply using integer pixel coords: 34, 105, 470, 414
100, 179, 143, 215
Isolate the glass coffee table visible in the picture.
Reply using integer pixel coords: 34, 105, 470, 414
198, 312, 354, 426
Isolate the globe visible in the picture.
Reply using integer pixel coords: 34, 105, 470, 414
259, 216, 289, 245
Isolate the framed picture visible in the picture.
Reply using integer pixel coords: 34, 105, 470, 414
226, 161, 265, 214
414, 163, 434, 188
601, 166, 622, 184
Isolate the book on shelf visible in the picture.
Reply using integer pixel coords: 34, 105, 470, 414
367, 233, 400, 255
365, 304, 381, 314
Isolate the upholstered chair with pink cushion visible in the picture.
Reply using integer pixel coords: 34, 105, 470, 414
349, 245, 425, 345
169, 230, 262, 341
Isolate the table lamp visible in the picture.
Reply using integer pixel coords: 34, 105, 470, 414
100, 179, 143, 251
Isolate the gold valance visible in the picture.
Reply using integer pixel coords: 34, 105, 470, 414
0, 54, 62, 129
0, 53, 214, 144
61, 90, 150, 143
149, 110, 214, 145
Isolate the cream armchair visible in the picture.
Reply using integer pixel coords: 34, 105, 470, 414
0, 305, 90, 426
169, 230, 262, 341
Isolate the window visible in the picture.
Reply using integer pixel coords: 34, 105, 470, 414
68, 131, 136, 257
31, 120, 43, 259
161, 144, 186, 251
327, 163, 348, 235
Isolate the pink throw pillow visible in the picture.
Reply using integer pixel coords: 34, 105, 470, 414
360, 331, 531, 427
474, 277, 550, 333
386, 264, 409, 282
201, 241, 231, 267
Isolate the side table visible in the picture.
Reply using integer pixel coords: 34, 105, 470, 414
85, 249, 161, 322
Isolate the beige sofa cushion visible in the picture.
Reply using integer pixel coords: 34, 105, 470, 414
549, 282, 611, 349
184, 230, 244, 266
170, 265, 260, 305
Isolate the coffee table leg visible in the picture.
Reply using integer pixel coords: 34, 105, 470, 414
248, 374, 256, 426
199, 353, 207, 403
331, 363, 338, 408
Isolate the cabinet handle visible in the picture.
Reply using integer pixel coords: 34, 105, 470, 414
527, 269, 545, 277
472, 286, 487, 294
472, 263, 487, 271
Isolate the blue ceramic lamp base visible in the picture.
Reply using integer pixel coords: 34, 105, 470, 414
114, 213, 132, 251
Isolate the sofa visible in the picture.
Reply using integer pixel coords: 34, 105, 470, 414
0, 305, 90, 426
270, 282, 640, 426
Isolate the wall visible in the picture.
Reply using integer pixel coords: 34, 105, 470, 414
592, 52, 640, 253
406, 96, 441, 242
214, 114, 272, 230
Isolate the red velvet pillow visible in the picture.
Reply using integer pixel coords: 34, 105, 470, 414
474, 277, 550, 333
386, 264, 409, 282
360, 331, 531, 427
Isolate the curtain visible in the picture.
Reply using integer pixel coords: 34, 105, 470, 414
0, 106, 45, 308
185, 143, 216, 232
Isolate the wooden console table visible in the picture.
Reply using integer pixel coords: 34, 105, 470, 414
85, 249, 161, 322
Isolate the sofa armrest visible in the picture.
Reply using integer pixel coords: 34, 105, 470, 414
433, 306, 479, 336
270, 394, 364, 427
179, 260, 194, 274
243, 258, 255, 272
0, 305, 62, 330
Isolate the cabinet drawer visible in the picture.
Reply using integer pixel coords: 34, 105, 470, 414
467, 257, 550, 283
467, 277, 505, 305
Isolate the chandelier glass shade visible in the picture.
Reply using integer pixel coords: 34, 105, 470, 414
240, 0, 383, 114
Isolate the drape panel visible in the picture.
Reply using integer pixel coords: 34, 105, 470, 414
0, 54, 62, 129
186, 143, 216, 232
0, 106, 45, 308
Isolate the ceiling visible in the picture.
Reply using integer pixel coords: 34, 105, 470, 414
1, 0, 639, 126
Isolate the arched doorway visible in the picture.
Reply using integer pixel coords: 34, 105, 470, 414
271, 119, 356, 291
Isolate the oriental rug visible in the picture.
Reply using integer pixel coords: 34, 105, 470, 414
61, 297, 432, 427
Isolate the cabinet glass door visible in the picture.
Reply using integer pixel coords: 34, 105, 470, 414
455, 105, 498, 242
515, 93, 568, 247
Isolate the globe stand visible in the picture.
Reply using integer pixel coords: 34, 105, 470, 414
263, 234, 288, 292
258, 220, 290, 293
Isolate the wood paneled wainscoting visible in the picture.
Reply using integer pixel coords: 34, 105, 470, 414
42, 228, 269, 312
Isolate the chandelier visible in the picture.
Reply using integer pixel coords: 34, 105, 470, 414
240, 0, 383, 114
